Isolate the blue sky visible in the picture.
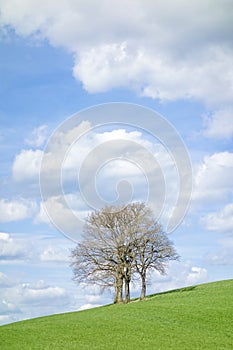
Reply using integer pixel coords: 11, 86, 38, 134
0, 0, 233, 325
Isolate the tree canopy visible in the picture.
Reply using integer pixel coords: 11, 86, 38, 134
71, 202, 179, 303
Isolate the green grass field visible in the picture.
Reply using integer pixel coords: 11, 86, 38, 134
0, 279, 232, 349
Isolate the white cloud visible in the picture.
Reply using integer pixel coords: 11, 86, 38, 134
0, 273, 22, 324
34, 201, 51, 224
25, 124, 48, 147
186, 266, 208, 285
75, 44, 233, 107
20, 283, 68, 305
0, 232, 10, 241
78, 303, 102, 311
0, 0, 232, 107
0, 299, 20, 314
0, 232, 74, 266
38, 125, 181, 237
0, 272, 14, 287
206, 250, 233, 266
12, 149, 43, 182
203, 107, 233, 140
0, 199, 37, 223
201, 203, 233, 234
128, 262, 208, 296
141, 261, 209, 294
35, 196, 86, 240
0, 232, 33, 261
85, 294, 102, 304
0, 278, 72, 324
61, 128, 155, 182
39, 121, 91, 196
40, 247, 69, 263
78, 291, 103, 311
205, 237, 233, 265
3, 279, 69, 308
193, 152, 233, 203
0, 315, 14, 323
72, 281, 116, 311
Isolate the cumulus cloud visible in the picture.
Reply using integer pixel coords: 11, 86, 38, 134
0, 231, 73, 265
0, 273, 22, 324
0, 315, 14, 324
201, 203, 233, 234
0, 272, 14, 287
38, 124, 182, 237
193, 152, 233, 203
133, 261, 209, 295
62, 127, 170, 203
78, 291, 104, 311
0, 299, 20, 314
206, 250, 233, 266
0, 232, 33, 261
19, 281, 68, 306
0, 199, 37, 223
59, 128, 140, 181
0, 233, 77, 322
40, 247, 70, 263
39, 120, 91, 196
25, 125, 48, 148
205, 237, 233, 265
85, 294, 102, 304
35, 195, 86, 239
0, 277, 72, 324
0, 299, 21, 323
12, 149, 43, 183
203, 107, 233, 140
186, 266, 208, 285
0, 0, 232, 106
75, 44, 233, 107
3, 280, 69, 311
78, 303, 102, 311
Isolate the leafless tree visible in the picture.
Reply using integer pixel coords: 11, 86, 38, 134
132, 224, 179, 300
71, 202, 179, 303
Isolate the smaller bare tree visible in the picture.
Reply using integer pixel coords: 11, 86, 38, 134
133, 227, 179, 300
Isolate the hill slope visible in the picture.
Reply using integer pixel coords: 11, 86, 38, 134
0, 279, 232, 349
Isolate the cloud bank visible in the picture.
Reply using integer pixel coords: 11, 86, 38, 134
0, 0, 232, 109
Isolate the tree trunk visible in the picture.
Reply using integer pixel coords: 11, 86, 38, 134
124, 279, 130, 303
140, 273, 146, 300
114, 275, 123, 304
123, 262, 131, 303
113, 286, 118, 304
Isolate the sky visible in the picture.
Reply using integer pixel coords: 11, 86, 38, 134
0, 0, 233, 325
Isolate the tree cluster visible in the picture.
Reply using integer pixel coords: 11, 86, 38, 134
71, 202, 179, 304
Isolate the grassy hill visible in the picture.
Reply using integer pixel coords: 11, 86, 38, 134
0, 279, 232, 349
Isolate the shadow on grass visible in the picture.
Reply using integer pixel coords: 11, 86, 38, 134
146, 285, 197, 299
128, 285, 197, 304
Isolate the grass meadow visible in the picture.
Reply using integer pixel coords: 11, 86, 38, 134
0, 279, 232, 349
